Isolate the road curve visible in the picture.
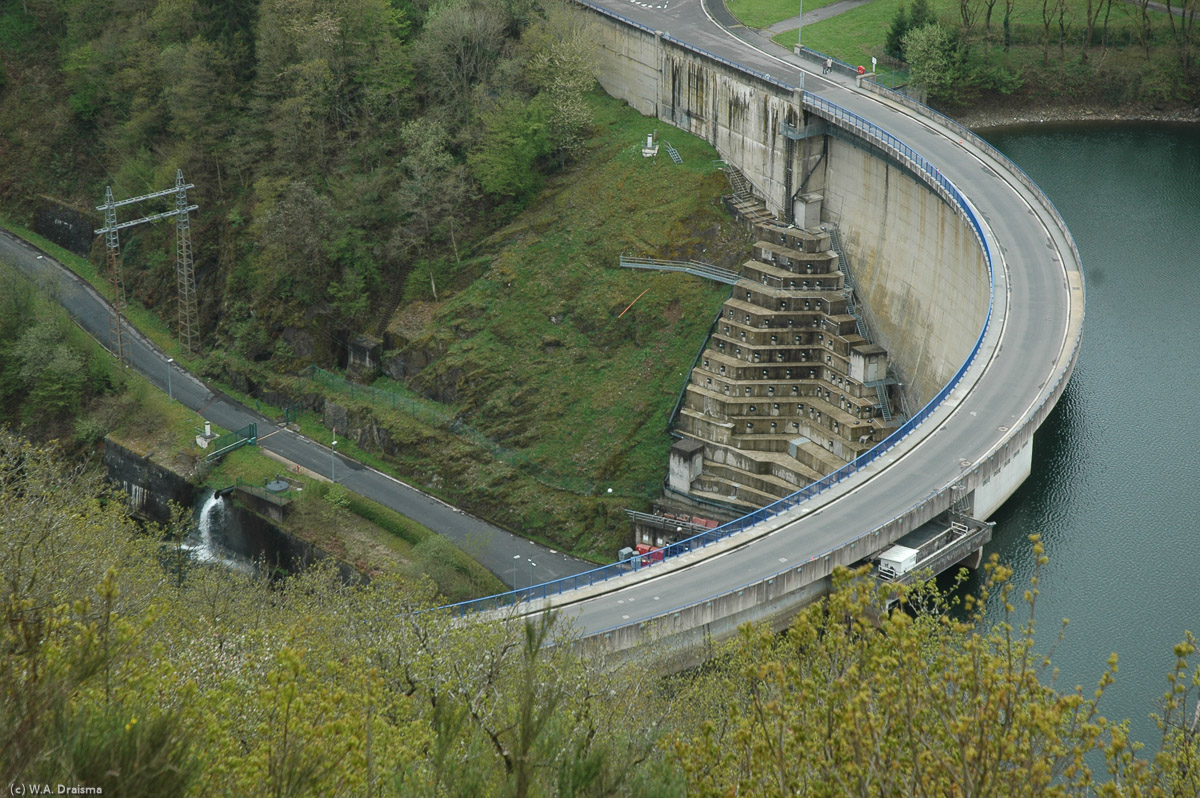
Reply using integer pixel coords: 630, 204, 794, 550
529, 0, 1083, 636
0, 228, 592, 587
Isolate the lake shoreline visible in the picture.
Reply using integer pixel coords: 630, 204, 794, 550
958, 101, 1200, 131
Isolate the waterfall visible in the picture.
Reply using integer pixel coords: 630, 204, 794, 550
184, 491, 253, 573
195, 491, 224, 562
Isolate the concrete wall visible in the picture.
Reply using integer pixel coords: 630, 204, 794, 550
591, 16, 806, 216
576, 6, 1042, 663
972, 438, 1032, 518
587, 8, 988, 405
820, 138, 991, 405
104, 438, 197, 524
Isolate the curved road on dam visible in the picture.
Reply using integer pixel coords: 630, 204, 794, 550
0, 0, 1082, 634
519, 0, 1085, 636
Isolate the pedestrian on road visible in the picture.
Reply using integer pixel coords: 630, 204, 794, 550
823, 57, 832, 75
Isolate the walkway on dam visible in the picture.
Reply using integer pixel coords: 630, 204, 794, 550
0, 228, 592, 587
764, 0, 874, 35
497, 0, 1084, 639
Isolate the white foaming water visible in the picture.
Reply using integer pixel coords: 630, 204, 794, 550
184, 491, 253, 573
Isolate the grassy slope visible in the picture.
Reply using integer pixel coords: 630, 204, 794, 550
765, 0, 1189, 103
2, 87, 748, 563
378, 90, 748, 558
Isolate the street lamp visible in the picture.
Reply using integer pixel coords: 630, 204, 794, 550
797, 0, 804, 51
166, 357, 174, 401
512, 554, 521, 589
331, 433, 337, 484
528, 558, 537, 588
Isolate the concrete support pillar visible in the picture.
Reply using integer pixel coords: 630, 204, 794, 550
796, 192, 823, 229
955, 546, 984, 571
668, 439, 706, 493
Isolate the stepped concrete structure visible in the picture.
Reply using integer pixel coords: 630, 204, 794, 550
671, 220, 899, 510
449, 0, 1084, 671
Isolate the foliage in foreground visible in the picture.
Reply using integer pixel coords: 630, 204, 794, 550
0, 431, 663, 796
668, 560, 1200, 797
2, 432, 1196, 795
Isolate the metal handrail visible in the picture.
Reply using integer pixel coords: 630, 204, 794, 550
618, 256, 741, 285
442, 86, 998, 616
440, 5, 1083, 620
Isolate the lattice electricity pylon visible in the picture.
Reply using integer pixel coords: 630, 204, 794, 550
174, 170, 200, 353
98, 187, 130, 365
95, 177, 199, 365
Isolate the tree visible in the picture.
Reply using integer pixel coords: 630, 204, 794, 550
904, 23, 963, 104
392, 609, 665, 796
0, 434, 196, 792
391, 116, 474, 263
523, 2, 598, 167
885, 3, 911, 59
1164, 0, 1199, 76
249, 177, 335, 306
467, 96, 551, 204
887, 0, 935, 61
412, 0, 509, 112
668, 549, 1200, 797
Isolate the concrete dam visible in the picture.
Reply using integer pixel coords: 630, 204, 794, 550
449, 0, 1085, 667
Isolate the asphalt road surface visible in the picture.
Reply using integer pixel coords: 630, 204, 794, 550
531, 0, 1083, 635
0, 228, 592, 588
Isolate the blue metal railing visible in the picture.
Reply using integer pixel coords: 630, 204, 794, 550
441, 87, 998, 616
858, 79, 1083, 272
437, 2, 1090, 620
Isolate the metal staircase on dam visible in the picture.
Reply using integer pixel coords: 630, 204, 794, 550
828, 227, 868, 338
874, 383, 893, 423
829, 226, 900, 425
720, 162, 755, 199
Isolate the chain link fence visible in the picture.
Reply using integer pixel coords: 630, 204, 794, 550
305, 367, 661, 499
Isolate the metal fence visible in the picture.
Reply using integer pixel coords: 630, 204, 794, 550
204, 423, 257, 462
618, 256, 741, 285
441, 85, 1000, 616
438, 6, 1085, 622
306, 367, 661, 499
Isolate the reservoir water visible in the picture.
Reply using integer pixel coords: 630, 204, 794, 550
977, 122, 1200, 746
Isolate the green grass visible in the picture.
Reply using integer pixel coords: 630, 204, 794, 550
753, 0, 1181, 69
728, 0, 846, 30
772, 0, 904, 64
375, 89, 745, 557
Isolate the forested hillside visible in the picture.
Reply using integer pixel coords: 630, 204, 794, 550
0, 0, 754, 557
0, 0, 598, 350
